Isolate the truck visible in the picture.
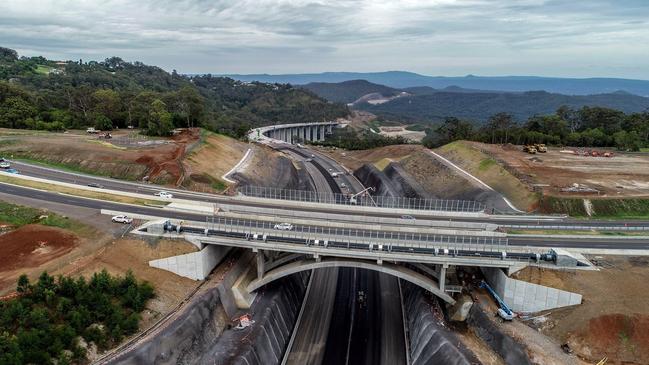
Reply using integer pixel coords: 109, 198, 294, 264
534, 143, 547, 153
523, 145, 537, 154
86, 127, 99, 134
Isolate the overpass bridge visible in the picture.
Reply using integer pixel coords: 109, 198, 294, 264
140, 219, 584, 306
248, 121, 340, 144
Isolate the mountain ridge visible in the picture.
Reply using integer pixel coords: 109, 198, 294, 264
222, 71, 649, 96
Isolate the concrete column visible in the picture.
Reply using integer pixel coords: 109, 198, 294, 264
438, 264, 448, 292
319, 126, 325, 141
256, 250, 265, 279
283, 128, 288, 142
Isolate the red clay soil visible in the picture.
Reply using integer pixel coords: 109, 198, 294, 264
135, 128, 200, 185
567, 314, 649, 364
0, 225, 78, 273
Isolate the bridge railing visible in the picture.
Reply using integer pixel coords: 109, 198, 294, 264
238, 185, 485, 212
186, 216, 509, 254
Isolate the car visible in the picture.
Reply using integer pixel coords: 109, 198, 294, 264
401, 215, 415, 220
274, 222, 294, 231
111, 215, 133, 224
341, 183, 347, 188
0, 162, 10, 169
305, 158, 313, 162
5, 168, 19, 174
87, 183, 104, 188
154, 191, 173, 199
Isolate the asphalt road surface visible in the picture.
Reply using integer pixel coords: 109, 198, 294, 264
2, 183, 649, 251
284, 268, 339, 365
7, 160, 649, 230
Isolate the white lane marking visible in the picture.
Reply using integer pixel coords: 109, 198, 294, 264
222, 148, 253, 184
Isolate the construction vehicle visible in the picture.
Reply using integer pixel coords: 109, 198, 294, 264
349, 186, 375, 205
523, 145, 537, 154
479, 280, 514, 321
534, 143, 547, 153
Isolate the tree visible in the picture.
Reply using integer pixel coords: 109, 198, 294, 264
423, 117, 474, 148
613, 130, 642, 151
92, 89, 121, 123
485, 112, 514, 144
0, 97, 37, 128
146, 99, 173, 136
174, 86, 204, 128
16, 275, 30, 294
93, 114, 113, 131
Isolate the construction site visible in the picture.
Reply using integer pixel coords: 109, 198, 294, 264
2, 126, 649, 364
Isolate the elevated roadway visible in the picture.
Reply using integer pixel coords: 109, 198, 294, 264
2, 183, 649, 251
7, 161, 649, 232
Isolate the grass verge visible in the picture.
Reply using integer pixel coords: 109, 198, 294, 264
0, 200, 97, 237
12, 156, 139, 181
539, 196, 649, 219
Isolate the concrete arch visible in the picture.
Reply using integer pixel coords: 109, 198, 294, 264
247, 258, 455, 304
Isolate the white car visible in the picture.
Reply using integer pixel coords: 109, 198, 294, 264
155, 191, 173, 199
0, 162, 10, 169
274, 223, 294, 231
112, 215, 133, 224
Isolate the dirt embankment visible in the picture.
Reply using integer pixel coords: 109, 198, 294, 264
435, 141, 539, 211
183, 133, 248, 192
513, 257, 649, 364
313, 144, 423, 171
400, 150, 488, 201
234, 145, 306, 190
0, 128, 200, 186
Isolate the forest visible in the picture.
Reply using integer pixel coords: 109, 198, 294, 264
0, 270, 154, 365
0, 47, 348, 138
423, 106, 649, 151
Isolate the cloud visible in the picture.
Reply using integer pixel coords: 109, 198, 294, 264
0, 0, 648, 78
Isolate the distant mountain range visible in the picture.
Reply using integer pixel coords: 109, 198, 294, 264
295, 79, 649, 123
301, 80, 401, 104
224, 71, 649, 97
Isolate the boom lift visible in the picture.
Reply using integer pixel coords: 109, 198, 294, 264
348, 187, 375, 205
479, 280, 514, 321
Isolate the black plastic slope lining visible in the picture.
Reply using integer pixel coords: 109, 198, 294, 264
214, 272, 309, 365
467, 305, 531, 365
107, 285, 224, 365
402, 283, 478, 365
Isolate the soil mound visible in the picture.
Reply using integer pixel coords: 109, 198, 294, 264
567, 313, 649, 364
0, 224, 78, 272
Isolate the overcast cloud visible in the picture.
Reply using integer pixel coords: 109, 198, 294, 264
1, 0, 648, 78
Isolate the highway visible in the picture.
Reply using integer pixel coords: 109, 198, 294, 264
2, 183, 649, 251
7, 160, 649, 231
281, 145, 406, 365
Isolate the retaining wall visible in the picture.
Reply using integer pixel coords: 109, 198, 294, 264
482, 267, 582, 313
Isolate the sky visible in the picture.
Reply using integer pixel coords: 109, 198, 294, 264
1, 0, 649, 78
